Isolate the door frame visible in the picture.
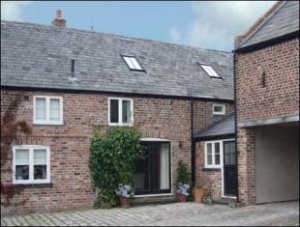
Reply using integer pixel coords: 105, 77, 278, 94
221, 138, 237, 199
134, 138, 173, 196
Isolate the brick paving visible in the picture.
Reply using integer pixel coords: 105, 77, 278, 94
1, 201, 299, 226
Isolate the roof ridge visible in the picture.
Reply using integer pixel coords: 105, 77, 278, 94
1, 20, 232, 55
234, 1, 284, 49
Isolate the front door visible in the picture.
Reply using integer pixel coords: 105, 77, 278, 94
223, 141, 237, 196
134, 141, 171, 195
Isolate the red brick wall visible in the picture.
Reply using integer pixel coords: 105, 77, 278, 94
236, 38, 299, 205
193, 101, 234, 134
195, 142, 222, 199
236, 38, 299, 122
0, 89, 199, 214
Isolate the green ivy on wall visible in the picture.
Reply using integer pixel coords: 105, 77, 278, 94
89, 126, 144, 208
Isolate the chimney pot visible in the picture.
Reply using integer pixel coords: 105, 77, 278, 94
52, 9, 66, 27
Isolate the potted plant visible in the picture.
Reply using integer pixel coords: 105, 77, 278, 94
115, 183, 134, 208
177, 183, 190, 202
193, 185, 208, 203
176, 160, 191, 202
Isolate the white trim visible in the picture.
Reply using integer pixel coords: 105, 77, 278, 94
212, 104, 226, 115
108, 97, 134, 126
204, 141, 222, 169
140, 138, 170, 142
134, 193, 173, 198
33, 96, 63, 125
12, 145, 51, 185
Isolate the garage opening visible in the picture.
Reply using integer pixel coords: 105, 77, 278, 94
255, 123, 299, 204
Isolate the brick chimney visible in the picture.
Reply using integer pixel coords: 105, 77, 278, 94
52, 10, 66, 27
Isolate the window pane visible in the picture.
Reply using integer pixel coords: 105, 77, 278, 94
34, 149, 47, 165
159, 143, 170, 190
123, 57, 135, 69
122, 100, 131, 123
110, 99, 119, 123
15, 149, 29, 165
130, 58, 142, 70
50, 99, 60, 121
16, 165, 29, 180
36, 98, 46, 121
207, 143, 212, 165
214, 105, 224, 113
34, 165, 47, 180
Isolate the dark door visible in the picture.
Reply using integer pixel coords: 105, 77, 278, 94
223, 141, 237, 196
134, 141, 171, 195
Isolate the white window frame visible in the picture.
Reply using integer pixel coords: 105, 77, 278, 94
213, 104, 226, 115
12, 145, 51, 185
122, 55, 144, 71
33, 96, 63, 125
108, 97, 134, 126
204, 141, 222, 168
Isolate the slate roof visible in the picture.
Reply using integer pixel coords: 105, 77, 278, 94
194, 114, 235, 139
1, 20, 234, 100
239, 1, 299, 49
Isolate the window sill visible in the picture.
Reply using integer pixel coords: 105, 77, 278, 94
13, 183, 53, 188
202, 168, 221, 172
33, 123, 63, 126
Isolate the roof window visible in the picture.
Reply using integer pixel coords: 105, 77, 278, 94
201, 65, 220, 78
121, 55, 145, 72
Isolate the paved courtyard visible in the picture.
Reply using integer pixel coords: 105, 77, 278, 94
1, 201, 299, 226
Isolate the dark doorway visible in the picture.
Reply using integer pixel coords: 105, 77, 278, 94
223, 141, 237, 196
134, 141, 171, 195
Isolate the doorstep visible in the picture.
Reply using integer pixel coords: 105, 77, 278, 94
133, 194, 177, 206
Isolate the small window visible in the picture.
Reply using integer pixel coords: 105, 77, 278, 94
201, 65, 220, 78
13, 145, 50, 184
108, 98, 133, 126
33, 96, 63, 125
122, 55, 144, 71
213, 104, 225, 115
205, 141, 222, 168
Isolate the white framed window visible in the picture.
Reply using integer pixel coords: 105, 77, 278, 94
205, 141, 222, 168
33, 96, 63, 125
201, 65, 220, 78
213, 104, 225, 115
12, 145, 51, 184
122, 55, 144, 71
108, 97, 133, 126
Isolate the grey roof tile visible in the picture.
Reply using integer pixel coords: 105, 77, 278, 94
240, 1, 299, 48
1, 20, 233, 100
194, 114, 235, 138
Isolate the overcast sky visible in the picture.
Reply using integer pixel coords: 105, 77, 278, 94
1, 1, 276, 51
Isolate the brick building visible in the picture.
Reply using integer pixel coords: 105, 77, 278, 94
1, 12, 234, 214
234, 1, 299, 205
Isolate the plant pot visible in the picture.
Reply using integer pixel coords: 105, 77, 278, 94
193, 188, 208, 203
177, 194, 187, 202
120, 197, 131, 208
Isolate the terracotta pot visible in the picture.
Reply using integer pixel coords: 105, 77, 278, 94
177, 193, 187, 202
193, 188, 208, 203
120, 197, 131, 208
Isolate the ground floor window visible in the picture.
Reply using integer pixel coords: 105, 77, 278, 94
134, 141, 171, 195
12, 145, 50, 184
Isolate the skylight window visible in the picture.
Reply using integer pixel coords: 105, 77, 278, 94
201, 65, 220, 78
122, 55, 144, 71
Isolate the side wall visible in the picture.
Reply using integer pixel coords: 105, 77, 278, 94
236, 38, 300, 205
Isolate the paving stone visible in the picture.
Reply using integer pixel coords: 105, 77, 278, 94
1, 201, 299, 226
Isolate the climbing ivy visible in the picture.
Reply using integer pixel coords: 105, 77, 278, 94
89, 127, 143, 208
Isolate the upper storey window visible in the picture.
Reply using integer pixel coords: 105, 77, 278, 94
122, 55, 145, 72
201, 65, 220, 78
33, 96, 63, 125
